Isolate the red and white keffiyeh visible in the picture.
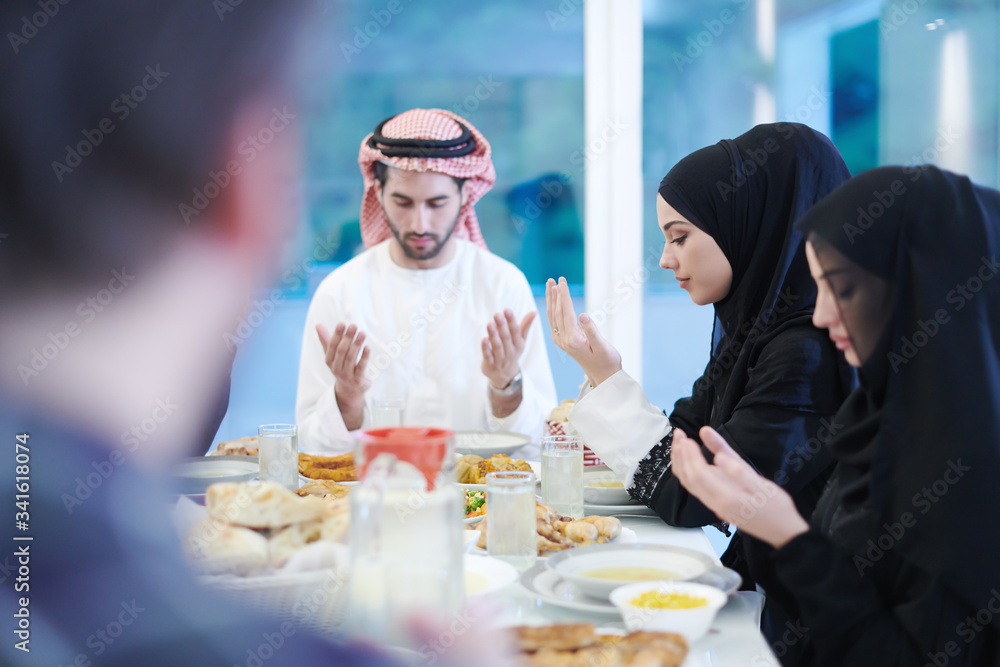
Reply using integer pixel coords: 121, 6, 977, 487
358, 108, 495, 250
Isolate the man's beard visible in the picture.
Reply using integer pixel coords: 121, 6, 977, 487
386, 210, 461, 261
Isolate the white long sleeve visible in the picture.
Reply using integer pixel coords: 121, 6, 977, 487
568, 369, 671, 486
295, 240, 557, 457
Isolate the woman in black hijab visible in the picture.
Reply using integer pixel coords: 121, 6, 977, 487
546, 122, 855, 657
673, 165, 1000, 665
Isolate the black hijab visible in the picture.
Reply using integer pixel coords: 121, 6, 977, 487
795, 165, 1000, 622
658, 123, 854, 427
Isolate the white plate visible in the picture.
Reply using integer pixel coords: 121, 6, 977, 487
297, 476, 358, 489
172, 456, 258, 494
547, 543, 718, 600
464, 514, 486, 526
471, 526, 638, 558
464, 554, 518, 597
454, 431, 531, 457
582, 503, 658, 517
519, 560, 742, 615
519, 562, 623, 615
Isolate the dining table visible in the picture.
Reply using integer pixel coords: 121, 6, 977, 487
478, 514, 781, 667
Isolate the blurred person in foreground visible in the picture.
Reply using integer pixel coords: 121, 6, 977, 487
296, 109, 557, 455
0, 3, 478, 665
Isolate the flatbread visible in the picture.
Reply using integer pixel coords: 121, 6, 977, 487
206, 481, 328, 529
267, 499, 350, 565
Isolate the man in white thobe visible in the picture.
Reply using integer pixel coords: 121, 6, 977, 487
296, 109, 557, 456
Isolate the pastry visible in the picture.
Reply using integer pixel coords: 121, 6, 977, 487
296, 479, 352, 500
267, 499, 350, 565
184, 519, 268, 575
210, 435, 258, 457
206, 481, 328, 529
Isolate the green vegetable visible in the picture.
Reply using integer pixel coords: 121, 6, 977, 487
465, 490, 486, 514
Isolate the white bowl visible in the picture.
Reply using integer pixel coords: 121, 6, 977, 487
582, 467, 633, 505
464, 555, 518, 598
549, 543, 714, 600
609, 580, 727, 642
453, 431, 531, 457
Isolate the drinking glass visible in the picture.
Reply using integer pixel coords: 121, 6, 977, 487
257, 423, 298, 491
486, 471, 537, 571
540, 434, 584, 518
371, 395, 405, 427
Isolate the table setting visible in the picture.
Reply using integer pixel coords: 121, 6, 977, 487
171, 424, 778, 666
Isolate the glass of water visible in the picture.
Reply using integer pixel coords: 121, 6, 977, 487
371, 396, 405, 427
257, 423, 299, 490
486, 471, 537, 571
540, 434, 584, 518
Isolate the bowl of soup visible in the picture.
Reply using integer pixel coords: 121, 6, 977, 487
582, 467, 633, 505
609, 580, 727, 641
547, 543, 715, 600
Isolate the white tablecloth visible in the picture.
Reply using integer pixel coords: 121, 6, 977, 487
482, 516, 780, 667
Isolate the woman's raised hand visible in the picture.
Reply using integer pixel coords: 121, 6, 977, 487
545, 277, 623, 386
671, 426, 810, 549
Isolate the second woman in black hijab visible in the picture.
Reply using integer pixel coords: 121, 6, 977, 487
673, 165, 1000, 665
546, 122, 855, 658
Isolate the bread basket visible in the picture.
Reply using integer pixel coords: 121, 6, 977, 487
545, 419, 604, 466
198, 567, 350, 637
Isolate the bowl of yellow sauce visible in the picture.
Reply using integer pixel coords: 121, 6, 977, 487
548, 543, 714, 600
582, 468, 632, 504
609, 581, 727, 641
